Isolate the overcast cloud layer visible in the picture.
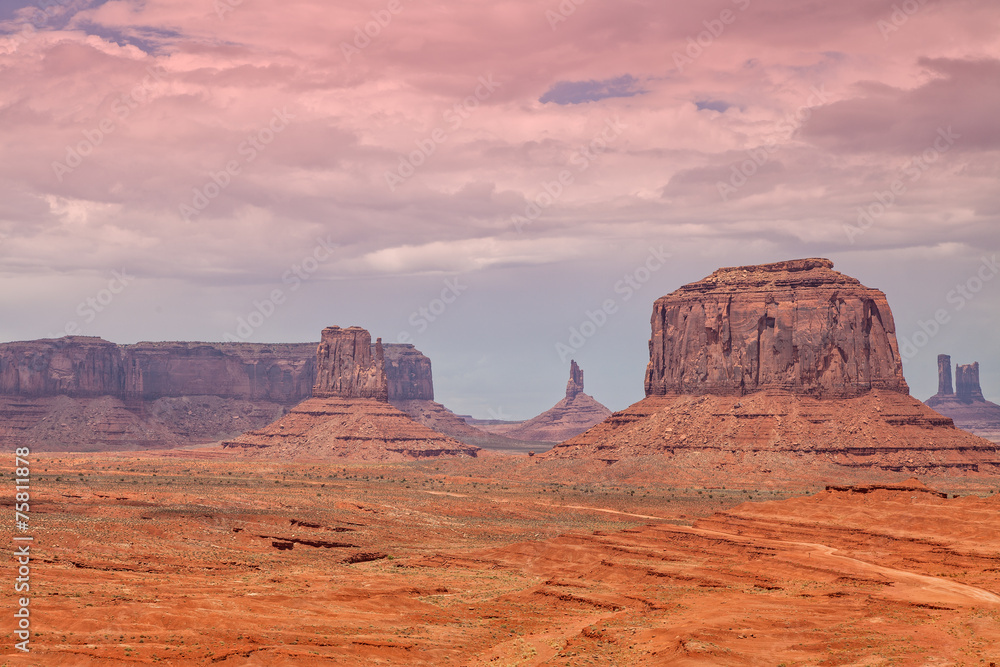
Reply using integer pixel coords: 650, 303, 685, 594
1, 0, 998, 418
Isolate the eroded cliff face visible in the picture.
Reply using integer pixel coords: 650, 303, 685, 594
313, 326, 388, 401
0, 334, 436, 450
224, 325, 477, 460
644, 258, 909, 399
0, 337, 436, 404
0, 337, 127, 398
127, 342, 317, 402
0, 337, 317, 402
548, 258, 1000, 475
383, 344, 434, 401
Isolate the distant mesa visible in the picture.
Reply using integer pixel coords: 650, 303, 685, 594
546, 258, 1000, 475
0, 337, 318, 451
0, 331, 490, 452
925, 355, 1000, 443
223, 326, 478, 461
482, 360, 611, 443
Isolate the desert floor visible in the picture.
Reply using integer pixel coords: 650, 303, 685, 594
3, 448, 1000, 666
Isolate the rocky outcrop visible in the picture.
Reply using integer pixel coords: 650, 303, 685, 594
547, 259, 1000, 475
956, 362, 985, 402
488, 361, 612, 443
127, 341, 316, 403
221, 397, 479, 461
926, 356, 1000, 443
224, 326, 478, 460
937, 354, 954, 396
0, 335, 443, 450
0, 336, 439, 405
313, 326, 388, 401
0, 337, 317, 402
0, 337, 127, 398
383, 344, 434, 401
644, 258, 908, 399
546, 390, 1000, 472
566, 360, 584, 398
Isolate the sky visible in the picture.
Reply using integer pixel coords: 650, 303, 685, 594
0, 0, 998, 419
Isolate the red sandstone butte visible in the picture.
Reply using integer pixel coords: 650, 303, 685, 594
223, 326, 478, 461
492, 360, 612, 443
644, 258, 908, 398
926, 354, 1000, 443
0, 337, 318, 450
0, 333, 464, 451
546, 258, 1000, 474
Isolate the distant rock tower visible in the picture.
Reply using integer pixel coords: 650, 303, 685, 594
926, 357, 1000, 443
493, 360, 611, 443
566, 360, 585, 398
937, 354, 953, 396
956, 362, 985, 402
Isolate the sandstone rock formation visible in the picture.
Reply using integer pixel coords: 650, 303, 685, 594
547, 259, 1000, 474
644, 258, 908, 398
383, 344, 434, 401
313, 326, 388, 401
926, 355, 1000, 443
223, 326, 478, 461
0, 336, 318, 402
0, 334, 463, 451
486, 360, 612, 443
0, 337, 317, 450
0, 336, 127, 397
129, 341, 316, 403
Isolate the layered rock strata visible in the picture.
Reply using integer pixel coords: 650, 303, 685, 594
644, 258, 908, 398
0, 335, 465, 450
926, 355, 1000, 443
0, 337, 317, 402
313, 326, 388, 401
383, 344, 434, 401
547, 259, 1000, 474
223, 326, 478, 461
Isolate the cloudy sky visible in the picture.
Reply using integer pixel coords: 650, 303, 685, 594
0, 0, 997, 418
